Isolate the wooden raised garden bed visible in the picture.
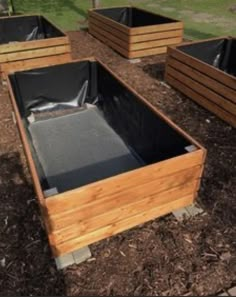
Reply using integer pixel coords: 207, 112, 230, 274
165, 37, 236, 128
7, 58, 206, 257
88, 6, 183, 59
0, 15, 71, 79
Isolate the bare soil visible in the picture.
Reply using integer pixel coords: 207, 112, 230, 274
0, 30, 235, 296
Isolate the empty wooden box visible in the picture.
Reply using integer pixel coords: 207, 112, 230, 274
0, 15, 71, 79
89, 6, 183, 59
165, 37, 236, 127
7, 58, 205, 258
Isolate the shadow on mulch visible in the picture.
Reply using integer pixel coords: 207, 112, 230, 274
142, 62, 166, 81
0, 152, 66, 295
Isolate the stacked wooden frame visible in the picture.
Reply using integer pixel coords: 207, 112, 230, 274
0, 15, 71, 79
88, 6, 183, 59
165, 37, 236, 128
7, 58, 206, 257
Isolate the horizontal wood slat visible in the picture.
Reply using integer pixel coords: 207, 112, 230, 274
166, 73, 236, 128
51, 180, 198, 247
130, 37, 182, 51
166, 64, 236, 117
89, 17, 129, 42
89, 8, 183, 58
0, 44, 70, 63
49, 166, 202, 231
130, 21, 183, 35
167, 56, 236, 106
52, 194, 194, 256
0, 36, 69, 54
167, 47, 236, 91
130, 29, 183, 43
89, 23, 129, 50
46, 149, 204, 216
1, 53, 71, 78
88, 27, 130, 57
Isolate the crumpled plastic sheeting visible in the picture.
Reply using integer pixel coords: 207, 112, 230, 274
29, 81, 90, 113
0, 15, 64, 44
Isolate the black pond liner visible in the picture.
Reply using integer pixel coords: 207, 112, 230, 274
178, 38, 236, 77
9, 60, 192, 195
94, 7, 178, 28
0, 15, 65, 45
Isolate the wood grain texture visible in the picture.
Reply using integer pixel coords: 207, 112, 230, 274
165, 73, 236, 128
167, 45, 236, 91
49, 166, 202, 231
1, 53, 71, 77
165, 42, 236, 127
52, 194, 195, 256
89, 7, 183, 58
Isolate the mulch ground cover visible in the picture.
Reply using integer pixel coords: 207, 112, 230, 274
0, 30, 235, 296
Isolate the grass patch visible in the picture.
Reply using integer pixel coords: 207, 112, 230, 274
12, 0, 236, 39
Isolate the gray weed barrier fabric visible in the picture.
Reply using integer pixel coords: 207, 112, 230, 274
9, 60, 192, 196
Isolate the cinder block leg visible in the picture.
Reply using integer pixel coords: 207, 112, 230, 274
128, 58, 141, 64
73, 246, 92, 264
55, 246, 91, 269
172, 203, 204, 221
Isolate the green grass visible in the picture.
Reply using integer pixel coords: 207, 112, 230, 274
12, 0, 236, 39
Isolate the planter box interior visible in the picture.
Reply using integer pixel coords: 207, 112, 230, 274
8, 59, 205, 257
0, 15, 71, 78
165, 37, 236, 127
89, 7, 183, 58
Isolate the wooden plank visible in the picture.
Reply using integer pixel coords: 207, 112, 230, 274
130, 29, 183, 43
89, 16, 129, 42
167, 56, 236, 108
129, 46, 167, 58
52, 194, 194, 256
1, 53, 72, 78
0, 44, 70, 63
166, 65, 236, 117
89, 10, 130, 34
49, 166, 201, 232
165, 73, 236, 127
89, 27, 129, 57
0, 36, 69, 54
168, 46, 236, 91
130, 22, 183, 35
45, 149, 204, 216
89, 16, 182, 44
89, 23, 129, 50
52, 179, 199, 245
130, 37, 182, 51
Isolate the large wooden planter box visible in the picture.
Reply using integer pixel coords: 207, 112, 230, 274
0, 15, 71, 79
88, 6, 183, 59
165, 37, 236, 128
7, 58, 205, 257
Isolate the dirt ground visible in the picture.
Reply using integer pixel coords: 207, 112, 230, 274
0, 31, 235, 296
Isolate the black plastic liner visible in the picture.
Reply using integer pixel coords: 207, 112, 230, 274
179, 38, 236, 77
0, 15, 64, 44
9, 61, 192, 195
95, 7, 177, 28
